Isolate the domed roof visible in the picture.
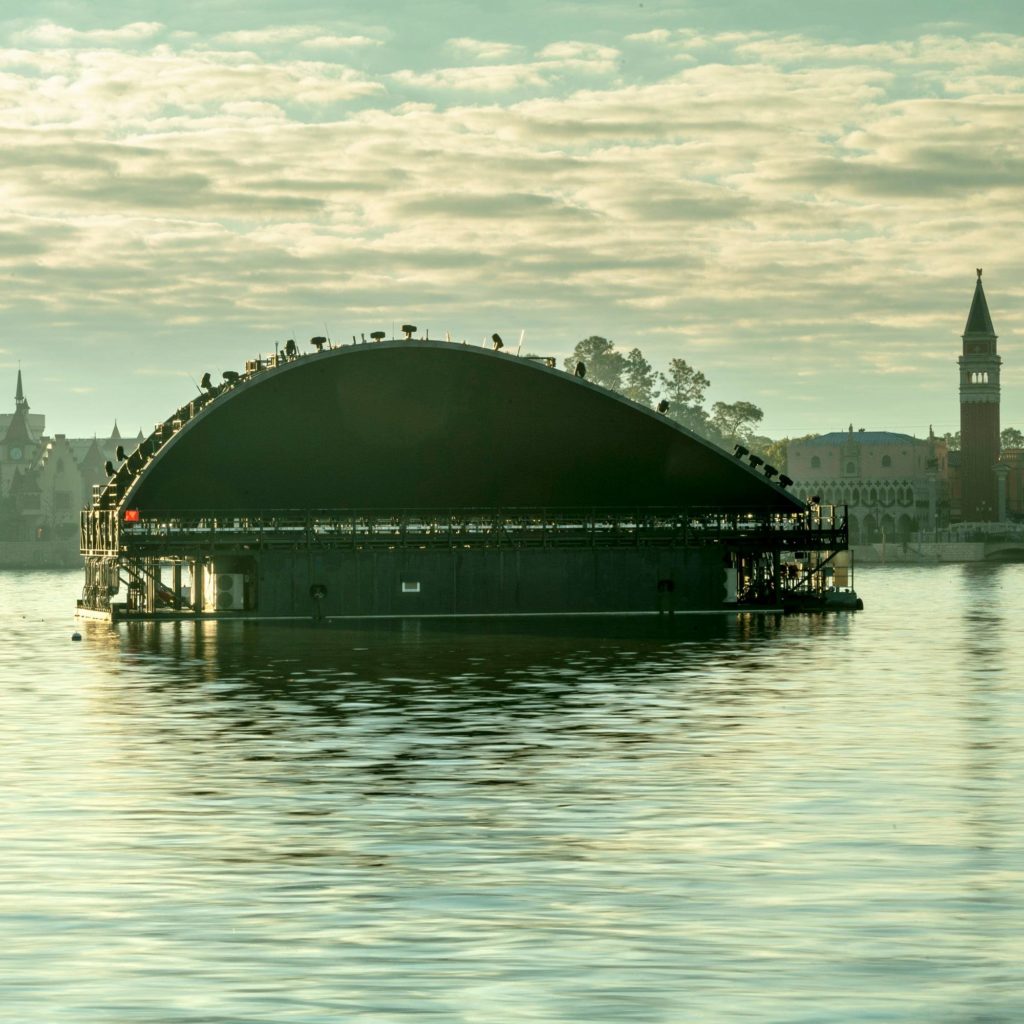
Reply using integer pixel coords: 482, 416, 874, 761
120, 341, 801, 514
804, 431, 918, 446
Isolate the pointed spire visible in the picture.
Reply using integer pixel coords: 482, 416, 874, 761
964, 268, 996, 337
110, 420, 122, 441
14, 367, 27, 411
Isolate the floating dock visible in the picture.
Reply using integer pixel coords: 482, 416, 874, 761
78, 337, 853, 620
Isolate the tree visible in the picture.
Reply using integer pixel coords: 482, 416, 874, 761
753, 434, 820, 474
942, 431, 961, 451
564, 336, 627, 391
710, 400, 764, 444
1001, 427, 1024, 449
621, 348, 657, 406
750, 434, 784, 469
658, 358, 709, 408
655, 358, 712, 436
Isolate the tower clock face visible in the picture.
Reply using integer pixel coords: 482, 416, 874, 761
9, 446, 23, 462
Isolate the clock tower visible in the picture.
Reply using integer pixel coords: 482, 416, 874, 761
1, 369, 40, 494
958, 269, 1001, 522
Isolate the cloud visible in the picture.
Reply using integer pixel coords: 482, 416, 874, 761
213, 26, 382, 50
625, 30, 672, 44
0, 230, 53, 258
394, 38, 621, 93
392, 63, 550, 92
0, 48, 384, 130
2, 22, 1023, 438
299, 35, 382, 50
788, 148, 1024, 199
447, 38, 523, 62
536, 41, 619, 62
396, 191, 597, 221
14, 22, 164, 47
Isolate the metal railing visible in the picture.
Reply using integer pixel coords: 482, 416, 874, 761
82, 505, 847, 556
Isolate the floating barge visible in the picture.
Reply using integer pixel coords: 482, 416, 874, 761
78, 338, 854, 621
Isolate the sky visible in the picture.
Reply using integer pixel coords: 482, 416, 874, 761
1, 0, 1022, 440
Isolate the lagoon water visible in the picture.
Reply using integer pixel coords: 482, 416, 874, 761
1, 566, 1022, 1022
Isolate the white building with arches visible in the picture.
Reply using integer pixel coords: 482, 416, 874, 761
788, 426, 950, 543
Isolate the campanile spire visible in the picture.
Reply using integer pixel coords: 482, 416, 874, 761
958, 268, 1001, 521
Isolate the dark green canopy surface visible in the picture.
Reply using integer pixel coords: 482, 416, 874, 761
124, 341, 800, 513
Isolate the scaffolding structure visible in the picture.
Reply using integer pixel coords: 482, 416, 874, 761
80, 504, 850, 619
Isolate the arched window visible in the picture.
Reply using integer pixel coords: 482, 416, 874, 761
881, 455, 892, 468
810, 455, 821, 469
846, 462, 856, 474
848, 516, 861, 543
852, 488, 861, 505
863, 514, 878, 542
869, 487, 878, 504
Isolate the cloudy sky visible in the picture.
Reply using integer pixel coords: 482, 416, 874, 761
2, 0, 1022, 439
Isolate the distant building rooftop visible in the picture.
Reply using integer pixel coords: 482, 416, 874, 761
802, 431, 921, 446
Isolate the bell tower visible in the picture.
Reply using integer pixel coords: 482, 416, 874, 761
958, 268, 1000, 522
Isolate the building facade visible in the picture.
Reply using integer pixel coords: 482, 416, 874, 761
788, 270, 1016, 537
788, 427, 950, 543
0, 371, 133, 544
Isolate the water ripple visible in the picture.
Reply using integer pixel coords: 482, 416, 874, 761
1, 566, 1022, 1022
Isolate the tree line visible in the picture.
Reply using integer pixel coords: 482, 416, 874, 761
942, 428, 1024, 451
561, 336, 806, 469
564, 336, 765, 444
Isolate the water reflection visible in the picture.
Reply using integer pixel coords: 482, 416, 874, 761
78, 613, 813, 792
2, 568, 1023, 1023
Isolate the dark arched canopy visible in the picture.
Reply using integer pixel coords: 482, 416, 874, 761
123, 341, 800, 513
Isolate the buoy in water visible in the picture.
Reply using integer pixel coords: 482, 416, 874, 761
71, 632, 82, 641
